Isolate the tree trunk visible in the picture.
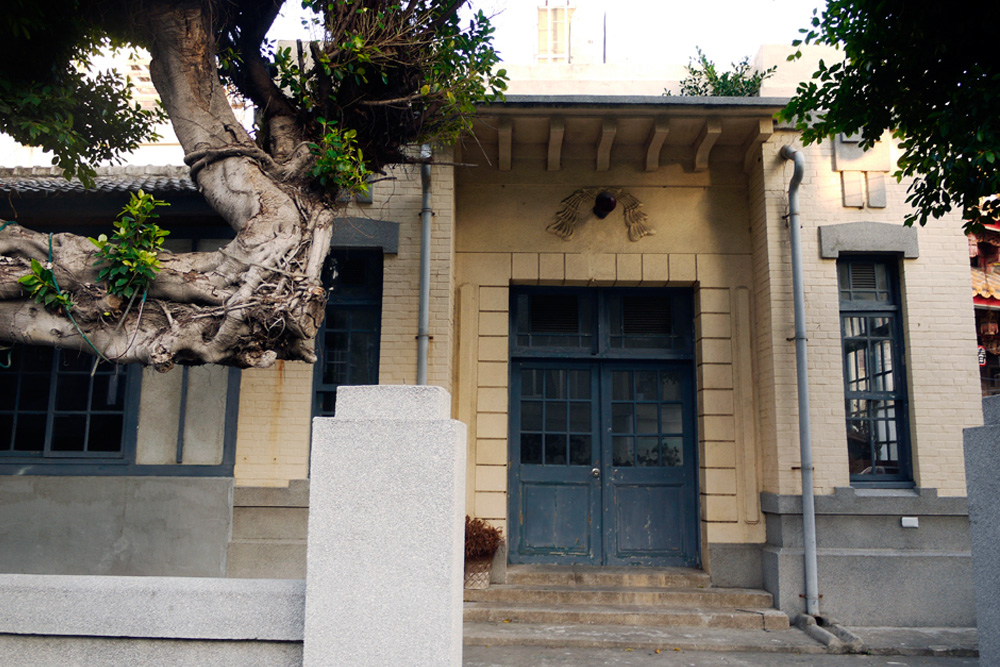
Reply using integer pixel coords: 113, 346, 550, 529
0, 1, 336, 370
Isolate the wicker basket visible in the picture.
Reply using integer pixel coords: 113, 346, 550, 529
464, 558, 492, 590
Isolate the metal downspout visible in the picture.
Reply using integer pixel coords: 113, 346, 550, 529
417, 144, 432, 385
779, 144, 820, 617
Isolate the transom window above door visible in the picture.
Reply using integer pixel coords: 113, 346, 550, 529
511, 288, 694, 359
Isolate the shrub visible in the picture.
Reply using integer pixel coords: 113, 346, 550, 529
465, 515, 503, 561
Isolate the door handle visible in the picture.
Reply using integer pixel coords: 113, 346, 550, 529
591, 468, 601, 478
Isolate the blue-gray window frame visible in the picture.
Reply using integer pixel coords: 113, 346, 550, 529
312, 248, 383, 417
0, 225, 240, 476
838, 255, 913, 487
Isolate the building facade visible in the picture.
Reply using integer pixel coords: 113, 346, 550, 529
0, 51, 982, 626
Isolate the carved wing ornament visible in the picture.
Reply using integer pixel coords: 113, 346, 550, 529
546, 187, 655, 242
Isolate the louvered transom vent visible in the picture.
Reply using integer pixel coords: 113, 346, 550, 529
839, 259, 893, 304
850, 263, 878, 290
529, 295, 580, 333
622, 297, 672, 336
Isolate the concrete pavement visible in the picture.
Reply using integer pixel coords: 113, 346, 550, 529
464, 646, 978, 666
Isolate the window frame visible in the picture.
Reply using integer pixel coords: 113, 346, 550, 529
312, 248, 384, 417
0, 223, 241, 477
837, 255, 914, 487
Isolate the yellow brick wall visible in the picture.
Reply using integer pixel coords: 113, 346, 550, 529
753, 134, 980, 497
233, 159, 455, 487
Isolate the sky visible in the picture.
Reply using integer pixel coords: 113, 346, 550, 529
269, 0, 825, 69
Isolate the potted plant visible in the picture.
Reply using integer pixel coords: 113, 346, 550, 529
464, 515, 503, 590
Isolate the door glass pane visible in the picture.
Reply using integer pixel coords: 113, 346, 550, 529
569, 403, 590, 431
660, 371, 682, 401
612, 403, 633, 433
521, 401, 543, 431
569, 435, 591, 465
545, 402, 567, 431
545, 434, 567, 465
636, 371, 658, 401
521, 370, 543, 398
637, 436, 659, 466
661, 437, 683, 467
661, 404, 683, 434
521, 433, 542, 464
613, 436, 633, 466
567, 370, 590, 399
612, 371, 633, 400
544, 370, 566, 399
635, 404, 657, 434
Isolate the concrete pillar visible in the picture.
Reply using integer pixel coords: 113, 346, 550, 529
303, 386, 467, 667
964, 394, 1000, 663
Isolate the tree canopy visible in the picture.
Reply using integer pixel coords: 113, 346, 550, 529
779, 0, 999, 230
0, 0, 505, 369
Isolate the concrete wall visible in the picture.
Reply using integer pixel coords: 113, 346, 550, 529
761, 488, 973, 626
0, 575, 302, 666
0, 477, 232, 577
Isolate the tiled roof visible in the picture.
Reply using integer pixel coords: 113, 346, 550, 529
972, 267, 1000, 300
0, 166, 196, 197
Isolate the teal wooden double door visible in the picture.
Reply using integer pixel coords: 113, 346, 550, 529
508, 288, 700, 567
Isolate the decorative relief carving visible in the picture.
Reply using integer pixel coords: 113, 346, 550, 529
547, 187, 655, 242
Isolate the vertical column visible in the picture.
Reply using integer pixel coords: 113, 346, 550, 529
964, 395, 1000, 666
304, 386, 467, 667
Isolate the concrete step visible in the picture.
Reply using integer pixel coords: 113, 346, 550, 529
230, 506, 308, 541
505, 564, 711, 589
226, 539, 307, 579
463, 622, 823, 653
465, 584, 773, 608
463, 601, 789, 630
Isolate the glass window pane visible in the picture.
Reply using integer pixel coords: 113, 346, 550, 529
521, 433, 542, 464
352, 309, 379, 331
88, 415, 123, 453
662, 437, 683, 467
637, 436, 659, 466
56, 375, 90, 411
569, 435, 590, 465
19, 346, 54, 372
613, 436, 634, 466
17, 378, 50, 411
521, 401, 543, 432
0, 413, 12, 451
545, 434, 567, 465
50, 415, 87, 452
13, 414, 45, 452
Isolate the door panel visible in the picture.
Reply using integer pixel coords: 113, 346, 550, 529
602, 366, 697, 566
511, 364, 601, 563
508, 288, 699, 568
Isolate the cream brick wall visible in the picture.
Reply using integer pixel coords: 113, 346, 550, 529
234, 159, 456, 487
753, 133, 980, 497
